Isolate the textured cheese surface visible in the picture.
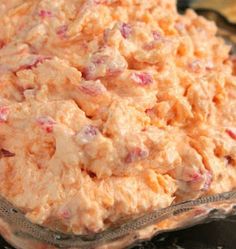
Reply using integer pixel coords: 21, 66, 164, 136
0, 0, 235, 234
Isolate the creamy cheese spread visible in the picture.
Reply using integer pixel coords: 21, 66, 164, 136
0, 0, 235, 236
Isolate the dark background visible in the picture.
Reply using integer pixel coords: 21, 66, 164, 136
1, 0, 236, 248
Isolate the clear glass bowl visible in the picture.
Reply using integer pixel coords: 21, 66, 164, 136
0, 2, 236, 249
0, 190, 236, 249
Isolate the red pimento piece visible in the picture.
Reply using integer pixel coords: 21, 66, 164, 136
226, 128, 236, 140
202, 171, 212, 191
77, 125, 99, 143
120, 23, 132, 39
152, 31, 162, 41
82, 65, 94, 80
79, 81, 106, 96
188, 172, 203, 182
125, 147, 149, 164
29, 56, 50, 69
38, 10, 52, 18
58, 208, 71, 219
131, 72, 153, 86
19, 56, 51, 71
0, 106, 9, 123
145, 108, 154, 115
56, 25, 68, 38
92, 55, 108, 65
0, 149, 15, 158
84, 125, 98, 137
36, 116, 56, 133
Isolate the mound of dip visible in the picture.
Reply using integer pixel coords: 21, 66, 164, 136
0, 0, 235, 235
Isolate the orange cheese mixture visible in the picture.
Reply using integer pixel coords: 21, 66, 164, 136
0, 0, 235, 234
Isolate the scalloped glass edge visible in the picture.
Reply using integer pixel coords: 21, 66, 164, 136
0, 190, 235, 249
0, 4, 235, 249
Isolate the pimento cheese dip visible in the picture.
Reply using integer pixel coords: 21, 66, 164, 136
0, 0, 235, 236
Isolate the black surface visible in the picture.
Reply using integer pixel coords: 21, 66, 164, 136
132, 216, 236, 249
177, 0, 195, 10
0, 216, 236, 248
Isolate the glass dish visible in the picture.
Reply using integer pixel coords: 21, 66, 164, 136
0, 190, 235, 249
0, 1, 236, 249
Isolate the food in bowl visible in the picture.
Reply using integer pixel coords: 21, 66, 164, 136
0, 0, 235, 240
